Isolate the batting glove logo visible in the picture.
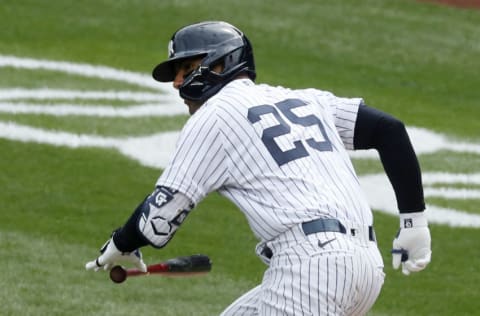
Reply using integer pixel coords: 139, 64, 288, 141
404, 218, 413, 228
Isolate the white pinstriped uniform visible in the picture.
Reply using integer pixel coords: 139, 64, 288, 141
157, 79, 384, 315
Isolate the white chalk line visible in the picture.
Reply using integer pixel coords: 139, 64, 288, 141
0, 121, 180, 169
350, 126, 480, 157
0, 55, 187, 117
422, 172, 480, 185
0, 102, 187, 117
0, 88, 168, 102
0, 54, 163, 90
359, 173, 480, 228
425, 187, 480, 199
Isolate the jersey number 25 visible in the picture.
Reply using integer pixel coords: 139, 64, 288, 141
247, 98, 332, 166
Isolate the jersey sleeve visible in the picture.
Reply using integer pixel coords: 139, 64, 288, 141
156, 105, 228, 204
354, 105, 426, 212
307, 89, 363, 150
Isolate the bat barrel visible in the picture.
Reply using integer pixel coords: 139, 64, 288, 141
164, 254, 212, 273
112, 254, 212, 283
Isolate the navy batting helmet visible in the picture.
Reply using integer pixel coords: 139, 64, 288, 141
152, 21, 256, 103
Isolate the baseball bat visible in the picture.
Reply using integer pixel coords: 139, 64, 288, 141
109, 254, 212, 283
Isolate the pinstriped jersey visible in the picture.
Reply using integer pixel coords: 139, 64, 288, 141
157, 79, 373, 241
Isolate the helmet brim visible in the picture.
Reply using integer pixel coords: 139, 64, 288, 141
152, 59, 177, 82
152, 52, 208, 82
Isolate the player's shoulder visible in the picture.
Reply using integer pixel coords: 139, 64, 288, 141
205, 79, 256, 113
294, 87, 336, 102
255, 83, 335, 103
181, 88, 236, 132
292, 87, 364, 111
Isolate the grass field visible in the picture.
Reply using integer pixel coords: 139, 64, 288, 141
1, 0, 479, 315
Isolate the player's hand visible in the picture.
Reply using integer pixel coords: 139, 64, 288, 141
85, 235, 147, 273
391, 212, 431, 276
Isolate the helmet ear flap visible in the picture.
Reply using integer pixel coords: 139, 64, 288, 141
179, 65, 230, 102
241, 36, 256, 81
224, 49, 242, 71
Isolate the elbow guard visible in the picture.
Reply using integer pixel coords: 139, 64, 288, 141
137, 186, 194, 248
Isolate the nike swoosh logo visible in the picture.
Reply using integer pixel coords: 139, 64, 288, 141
318, 238, 336, 249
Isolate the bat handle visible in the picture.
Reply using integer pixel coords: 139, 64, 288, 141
109, 263, 161, 282
126, 269, 148, 277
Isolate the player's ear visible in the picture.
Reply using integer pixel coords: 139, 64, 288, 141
211, 60, 225, 74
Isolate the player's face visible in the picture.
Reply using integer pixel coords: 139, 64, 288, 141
173, 57, 203, 115
173, 57, 224, 115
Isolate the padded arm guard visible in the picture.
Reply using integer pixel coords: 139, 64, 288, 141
137, 186, 194, 248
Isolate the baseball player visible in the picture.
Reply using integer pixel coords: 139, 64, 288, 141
86, 21, 432, 315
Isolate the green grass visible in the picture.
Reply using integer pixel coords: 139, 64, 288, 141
0, 139, 263, 315
0, 113, 189, 136
1, 0, 480, 315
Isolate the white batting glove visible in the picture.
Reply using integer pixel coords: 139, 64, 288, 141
85, 236, 147, 272
392, 212, 431, 276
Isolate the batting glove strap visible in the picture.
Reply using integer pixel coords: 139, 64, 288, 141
399, 211, 428, 228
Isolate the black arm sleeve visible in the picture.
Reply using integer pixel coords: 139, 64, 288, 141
354, 104, 425, 213
112, 198, 149, 252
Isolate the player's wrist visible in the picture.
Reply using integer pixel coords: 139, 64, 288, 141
399, 211, 428, 228
112, 227, 147, 253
